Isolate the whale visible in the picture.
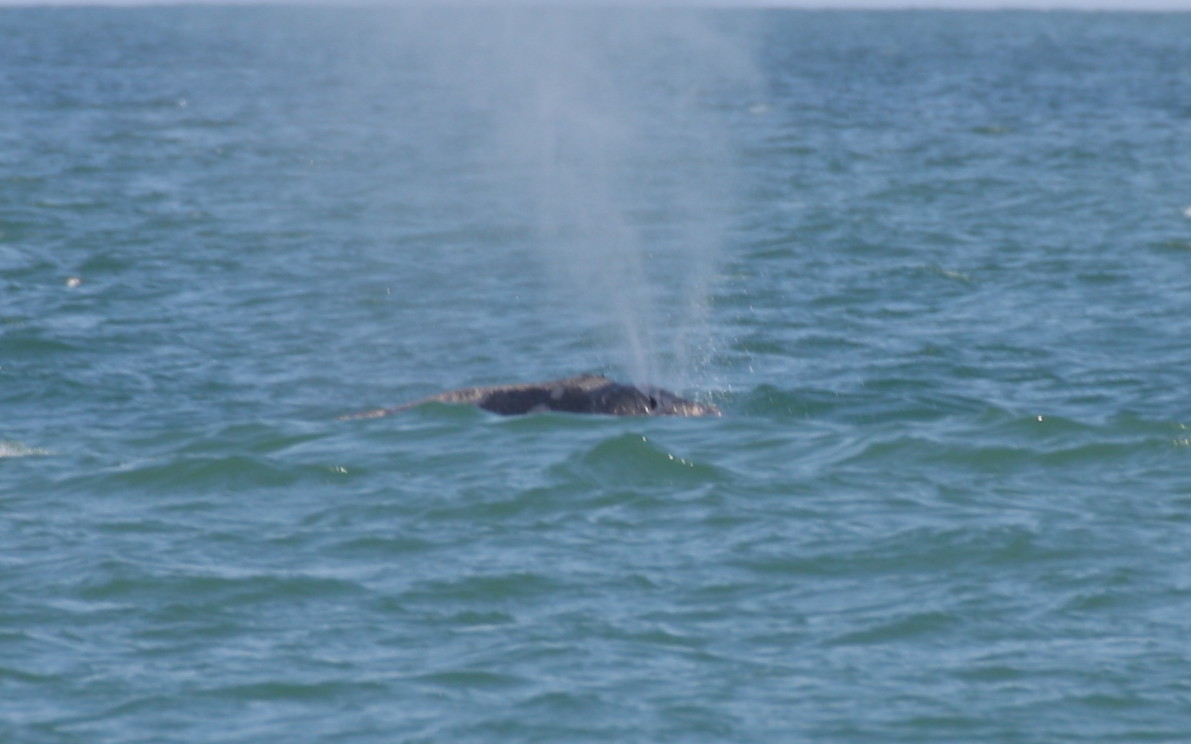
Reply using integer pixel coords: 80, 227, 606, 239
341, 374, 721, 419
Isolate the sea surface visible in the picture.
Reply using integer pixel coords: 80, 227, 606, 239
4, 6, 1191, 743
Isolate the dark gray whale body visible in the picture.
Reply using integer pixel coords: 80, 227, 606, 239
343, 374, 720, 419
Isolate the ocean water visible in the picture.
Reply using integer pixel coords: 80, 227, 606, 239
4, 6, 1191, 742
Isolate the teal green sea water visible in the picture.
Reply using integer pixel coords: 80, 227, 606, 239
4, 7, 1191, 742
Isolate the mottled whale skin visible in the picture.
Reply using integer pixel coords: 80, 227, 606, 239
343, 374, 721, 419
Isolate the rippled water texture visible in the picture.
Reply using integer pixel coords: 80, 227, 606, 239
4, 8, 1191, 743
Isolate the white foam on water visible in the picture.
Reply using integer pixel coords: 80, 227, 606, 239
0, 441, 51, 458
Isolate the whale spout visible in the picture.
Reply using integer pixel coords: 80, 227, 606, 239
341, 374, 721, 419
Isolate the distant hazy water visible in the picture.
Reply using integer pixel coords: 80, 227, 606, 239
4, 7, 1191, 743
